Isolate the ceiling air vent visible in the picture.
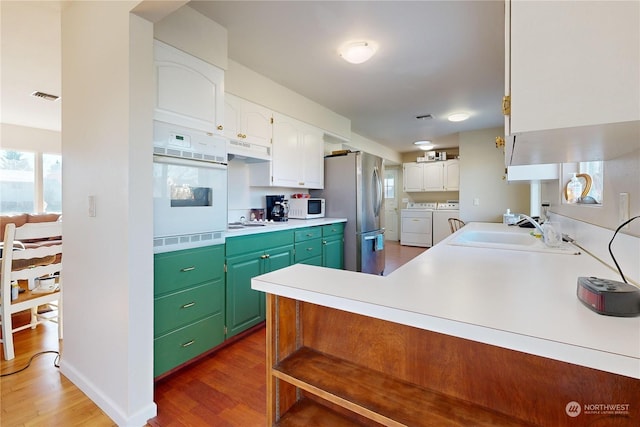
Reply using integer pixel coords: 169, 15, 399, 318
31, 91, 60, 101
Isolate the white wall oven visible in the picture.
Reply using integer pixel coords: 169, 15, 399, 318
153, 121, 227, 253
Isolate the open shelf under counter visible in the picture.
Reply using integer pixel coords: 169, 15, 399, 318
273, 346, 526, 427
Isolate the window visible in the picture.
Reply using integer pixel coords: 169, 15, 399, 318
384, 171, 395, 199
0, 150, 62, 214
561, 161, 603, 205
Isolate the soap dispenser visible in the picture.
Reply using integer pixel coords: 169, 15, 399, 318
567, 173, 583, 204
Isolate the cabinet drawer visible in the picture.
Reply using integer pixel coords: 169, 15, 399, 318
295, 227, 322, 242
295, 238, 322, 263
154, 279, 224, 337
322, 223, 344, 237
154, 314, 224, 377
154, 245, 224, 296
226, 230, 294, 257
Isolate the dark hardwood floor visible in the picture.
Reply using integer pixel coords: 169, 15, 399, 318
0, 240, 425, 426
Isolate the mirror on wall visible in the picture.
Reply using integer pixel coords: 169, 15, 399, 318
561, 161, 603, 205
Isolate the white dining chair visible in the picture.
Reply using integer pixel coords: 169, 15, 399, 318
0, 222, 63, 360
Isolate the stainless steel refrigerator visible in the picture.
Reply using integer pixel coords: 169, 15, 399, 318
312, 151, 385, 275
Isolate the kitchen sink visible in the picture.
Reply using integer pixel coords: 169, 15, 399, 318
228, 221, 271, 229
448, 229, 580, 255
454, 230, 537, 246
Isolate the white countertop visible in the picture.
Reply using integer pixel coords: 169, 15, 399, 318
224, 218, 347, 237
252, 222, 640, 379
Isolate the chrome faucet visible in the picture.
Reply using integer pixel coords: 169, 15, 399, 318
514, 213, 562, 248
514, 213, 545, 236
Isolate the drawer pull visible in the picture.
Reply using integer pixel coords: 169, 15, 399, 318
180, 266, 196, 272
306, 233, 314, 237
306, 247, 314, 251
322, 240, 327, 245
181, 340, 195, 348
181, 302, 196, 309
261, 254, 271, 259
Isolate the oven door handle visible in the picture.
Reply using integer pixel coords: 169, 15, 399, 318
153, 154, 227, 170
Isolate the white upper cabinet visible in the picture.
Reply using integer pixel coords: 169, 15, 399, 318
423, 163, 444, 192
505, 1, 640, 165
403, 163, 424, 192
250, 112, 324, 189
224, 93, 272, 147
154, 40, 224, 134
443, 160, 459, 191
403, 160, 459, 192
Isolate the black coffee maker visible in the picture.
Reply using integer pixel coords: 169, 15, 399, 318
266, 195, 288, 222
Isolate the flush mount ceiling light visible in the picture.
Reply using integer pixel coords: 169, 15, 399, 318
447, 112, 470, 122
339, 41, 378, 64
414, 140, 434, 150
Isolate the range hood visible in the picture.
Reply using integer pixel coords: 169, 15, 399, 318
227, 140, 271, 162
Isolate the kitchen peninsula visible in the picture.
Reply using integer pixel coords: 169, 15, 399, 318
253, 222, 640, 426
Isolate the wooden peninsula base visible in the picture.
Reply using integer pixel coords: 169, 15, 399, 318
266, 295, 640, 426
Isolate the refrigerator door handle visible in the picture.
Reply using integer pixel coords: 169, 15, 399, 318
373, 166, 383, 217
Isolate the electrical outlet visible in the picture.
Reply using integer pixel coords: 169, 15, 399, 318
619, 193, 629, 226
473, 198, 480, 206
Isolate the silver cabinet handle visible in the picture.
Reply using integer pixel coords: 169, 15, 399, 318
180, 266, 195, 272
181, 302, 196, 309
181, 340, 195, 348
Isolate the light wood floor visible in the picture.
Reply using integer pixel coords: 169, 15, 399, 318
0, 241, 426, 426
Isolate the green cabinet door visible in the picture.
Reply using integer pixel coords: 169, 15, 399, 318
225, 242, 294, 339
322, 223, 345, 269
225, 251, 263, 338
265, 245, 294, 273
323, 236, 344, 269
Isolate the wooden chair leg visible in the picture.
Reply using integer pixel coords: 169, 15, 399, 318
1, 306, 16, 360
30, 307, 38, 329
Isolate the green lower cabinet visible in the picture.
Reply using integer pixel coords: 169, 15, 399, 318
225, 241, 294, 339
322, 223, 345, 269
154, 313, 225, 377
153, 244, 226, 377
322, 236, 344, 269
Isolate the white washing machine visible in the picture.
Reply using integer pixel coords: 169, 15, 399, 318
432, 202, 460, 245
400, 202, 436, 247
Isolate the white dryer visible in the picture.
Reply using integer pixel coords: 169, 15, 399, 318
432, 201, 460, 245
400, 202, 436, 247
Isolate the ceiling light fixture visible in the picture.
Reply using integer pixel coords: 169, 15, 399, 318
447, 112, 470, 122
414, 140, 434, 150
339, 41, 378, 64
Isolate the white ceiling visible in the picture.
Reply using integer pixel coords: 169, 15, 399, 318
2, 1, 505, 154
1, 1, 63, 133
189, 1, 506, 153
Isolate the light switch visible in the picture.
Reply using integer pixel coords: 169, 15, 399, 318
473, 198, 480, 206
88, 195, 96, 217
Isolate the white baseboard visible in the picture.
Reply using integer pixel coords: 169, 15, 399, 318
59, 360, 157, 426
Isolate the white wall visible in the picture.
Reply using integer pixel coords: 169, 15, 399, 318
60, 2, 156, 425
459, 127, 530, 222
0, 123, 61, 152
154, 4, 227, 70
226, 59, 351, 141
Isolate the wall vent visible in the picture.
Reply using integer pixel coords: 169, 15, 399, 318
31, 91, 60, 101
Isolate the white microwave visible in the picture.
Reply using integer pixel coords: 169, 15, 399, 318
288, 198, 325, 219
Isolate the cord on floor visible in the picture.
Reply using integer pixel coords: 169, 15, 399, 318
0, 350, 60, 377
